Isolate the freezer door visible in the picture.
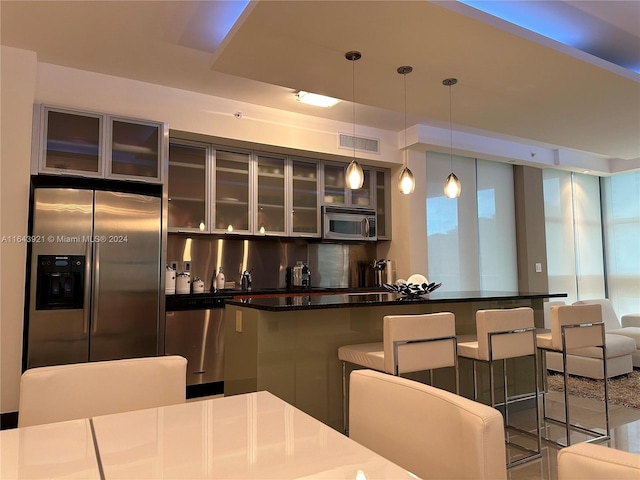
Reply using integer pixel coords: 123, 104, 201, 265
90, 191, 161, 361
27, 188, 93, 368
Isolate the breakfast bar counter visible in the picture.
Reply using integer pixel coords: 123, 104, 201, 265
224, 291, 566, 431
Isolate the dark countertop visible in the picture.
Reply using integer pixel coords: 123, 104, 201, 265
165, 286, 386, 310
224, 291, 568, 312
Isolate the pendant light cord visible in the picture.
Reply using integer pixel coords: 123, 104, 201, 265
352, 56, 356, 160
448, 82, 453, 171
404, 72, 407, 167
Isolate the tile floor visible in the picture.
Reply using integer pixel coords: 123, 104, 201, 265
507, 391, 640, 480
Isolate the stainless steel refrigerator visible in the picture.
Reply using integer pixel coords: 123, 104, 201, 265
24, 178, 163, 369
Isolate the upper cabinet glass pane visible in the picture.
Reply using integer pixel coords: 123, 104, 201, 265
350, 168, 372, 208
215, 150, 250, 232
256, 154, 285, 234
323, 164, 346, 205
110, 120, 160, 178
292, 160, 319, 235
376, 170, 386, 238
44, 110, 101, 173
168, 143, 207, 231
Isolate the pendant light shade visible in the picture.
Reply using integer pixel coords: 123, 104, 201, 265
399, 166, 416, 194
443, 78, 461, 199
397, 65, 415, 194
345, 51, 364, 190
444, 172, 461, 198
346, 160, 364, 189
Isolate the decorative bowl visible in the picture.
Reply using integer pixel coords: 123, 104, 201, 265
383, 281, 442, 297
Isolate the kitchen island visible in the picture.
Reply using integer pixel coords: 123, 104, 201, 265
224, 291, 566, 431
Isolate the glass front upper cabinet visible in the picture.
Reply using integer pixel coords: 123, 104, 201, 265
291, 158, 319, 236
323, 162, 373, 209
41, 107, 103, 176
38, 105, 164, 183
168, 141, 209, 232
375, 168, 389, 239
322, 163, 346, 205
109, 117, 162, 181
255, 153, 286, 235
214, 149, 251, 233
350, 167, 373, 209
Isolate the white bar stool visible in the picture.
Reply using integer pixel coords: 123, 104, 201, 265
457, 307, 541, 468
338, 312, 458, 434
536, 303, 610, 447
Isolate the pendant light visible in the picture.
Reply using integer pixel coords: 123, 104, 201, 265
345, 51, 364, 190
443, 78, 461, 198
397, 65, 415, 194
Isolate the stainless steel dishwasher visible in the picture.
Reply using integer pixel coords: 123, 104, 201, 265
165, 295, 229, 396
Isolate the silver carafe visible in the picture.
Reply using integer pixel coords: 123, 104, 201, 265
241, 270, 252, 290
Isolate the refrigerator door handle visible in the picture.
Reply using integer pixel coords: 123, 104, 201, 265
92, 242, 100, 333
83, 241, 92, 333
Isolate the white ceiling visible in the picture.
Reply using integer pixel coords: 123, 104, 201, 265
2, 1, 639, 168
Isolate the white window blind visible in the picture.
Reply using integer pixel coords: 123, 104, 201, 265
543, 170, 605, 304
426, 152, 517, 292
601, 171, 640, 317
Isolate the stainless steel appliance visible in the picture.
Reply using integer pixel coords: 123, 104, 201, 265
24, 176, 162, 369
322, 206, 377, 241
165, 296, 226, 387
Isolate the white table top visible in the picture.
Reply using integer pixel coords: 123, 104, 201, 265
0, 418, 101, 479
91, 391, 416, 479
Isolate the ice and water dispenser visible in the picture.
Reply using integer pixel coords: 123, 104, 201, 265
35, 255, 85, 310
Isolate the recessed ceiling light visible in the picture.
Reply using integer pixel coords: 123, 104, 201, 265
296, 91, 341, 108
583, 169, 591, 174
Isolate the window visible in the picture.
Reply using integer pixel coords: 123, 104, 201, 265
543, 170, 605, 304
426, 152, 517, 291
601, 171, 640, 317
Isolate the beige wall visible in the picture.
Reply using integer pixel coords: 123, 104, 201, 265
380, 149, 428, 280
514, 166, 549, 294
1, 47, 37, 413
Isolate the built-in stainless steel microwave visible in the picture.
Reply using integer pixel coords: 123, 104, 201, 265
322, 206, 377, 241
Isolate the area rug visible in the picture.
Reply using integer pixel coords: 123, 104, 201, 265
546, 370, 640, 409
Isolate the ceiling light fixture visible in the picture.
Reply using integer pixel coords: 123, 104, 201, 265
397, 65, 415, 194
345, 51, 364, 190
296, 91, 341, 108
443, 78, 461, 199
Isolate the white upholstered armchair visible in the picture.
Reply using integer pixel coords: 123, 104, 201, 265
543, 299, 636, 379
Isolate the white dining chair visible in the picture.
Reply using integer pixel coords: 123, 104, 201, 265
349, 369, 507, 480
558, 443, 640, 480
18, 355, 187, 427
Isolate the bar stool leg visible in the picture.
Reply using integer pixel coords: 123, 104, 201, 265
533, 350, 542, 457
503, 358, 509, 426
342, 361, 348, 435
562, 349, 571, 445
454, 348, 460, 395
472, 359, 478, 401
